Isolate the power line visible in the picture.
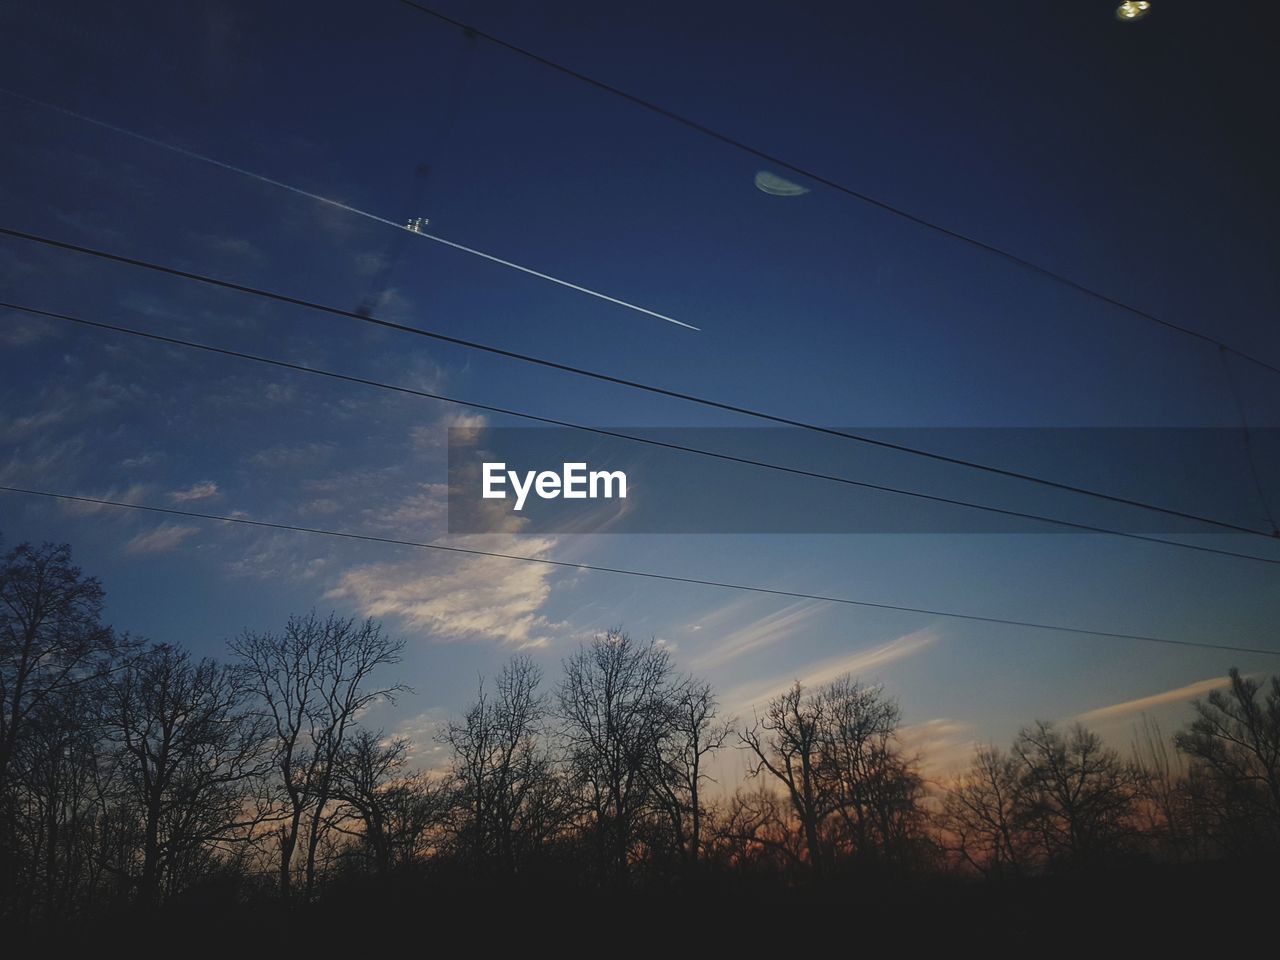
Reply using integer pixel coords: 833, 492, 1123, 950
394, 0, 1280, 378
1, 484, 1275, 659
1218, 346, 1279, 537
4, 225, 1275, 544
0, 87, 696, 332
8, 299, 1277, 566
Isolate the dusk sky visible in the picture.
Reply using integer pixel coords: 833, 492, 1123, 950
2, 0, 1277, 782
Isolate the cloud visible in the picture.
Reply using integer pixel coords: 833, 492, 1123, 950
0, 403, 72, 442
899, 718, 975, 776
125, 523, 199, 554
169, 481, 220, 502
264, 383, 296, 404
723, 628, 939, 715
376, 483, 449, 531
412, 411, 488, 451
57, 483, 151, 516
1074, 676, 1235, 725
367, 287, 415, 323
689, 600, 826, 671
245, 441, 336, 471
325, 534, 561, 648
389, 707, 451, 770
0, 312, 58, 347
223, 530, 330, 581
121, 451, 164, 469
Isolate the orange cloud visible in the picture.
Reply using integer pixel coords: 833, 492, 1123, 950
1074, 676, 1234, 725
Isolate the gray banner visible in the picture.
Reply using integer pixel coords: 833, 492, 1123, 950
447, 427, 1280, 535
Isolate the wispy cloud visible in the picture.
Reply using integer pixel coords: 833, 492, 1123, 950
169, 481, 220, 502
390, 707, 451, 770
1074, 676, 1234, 725
125, 523, 199, 554
245, 441, 336, 471
121, 451, 164, 469
899, 718, 975, 776
413, 411, 487, 451
723, 628, 939, 715
0, 312, 58, 347
689, 600, 826, 671
59, 483, 151, 516
325, 534, 562, 648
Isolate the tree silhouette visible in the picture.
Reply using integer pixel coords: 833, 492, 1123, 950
558, 630, 673, 879
1175, 668, 1280, 855
101, 643, 267, 906
231, 612, 406, 899
1013, 720, 1141, 867
741, 681, 831, 874
940, 745, 1028, 877
0, 541, 128, 914
445, 655, 565, 875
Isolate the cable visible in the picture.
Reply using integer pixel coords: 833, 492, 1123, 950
394, 0, 1280, 377
1, 484, 1275, 659
6, 80, 1274, 375
1218, 346, 1279, 537
9, 299, 1277, 566
4, 225, 1275, 543
0, 87, 696, 332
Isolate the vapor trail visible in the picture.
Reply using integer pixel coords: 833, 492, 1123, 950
1, 88, 698, 331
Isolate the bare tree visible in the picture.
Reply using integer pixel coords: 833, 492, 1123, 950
740, 681, 831, 874
741, 677, 925, 875
9, 682, 105, 920
1013, 720, 1141, 866
0, 541, 129, 908
1174, 668, 1280, 854
231, 612, 406, 899
445, 655, 564, 875
647, 677, 731, 865
558, 630, 673, 878
707, 785, 806, 877
940, 745, 1028, 877
821, 677, 924, 864
381, 772, 451, 869
101, 643, 267, 907
1130, 716, 1200, 860
329, 730, 410, 879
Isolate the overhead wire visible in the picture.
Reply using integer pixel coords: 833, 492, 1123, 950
393, 0, 1280, 377
6, 299, 1277, 565
2, 225, 1275, 544
2, 484, 1276, 658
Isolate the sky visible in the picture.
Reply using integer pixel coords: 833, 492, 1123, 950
2, 0, 1278, 781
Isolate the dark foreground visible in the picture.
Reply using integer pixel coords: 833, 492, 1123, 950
11, 858, 1274, 950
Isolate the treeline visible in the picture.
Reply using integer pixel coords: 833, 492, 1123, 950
1, 539, 1278, 928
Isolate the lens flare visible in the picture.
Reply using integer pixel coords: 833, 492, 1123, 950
1116, 1, 1152, 21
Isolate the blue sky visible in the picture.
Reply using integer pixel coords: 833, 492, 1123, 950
2, 0, 1277, 777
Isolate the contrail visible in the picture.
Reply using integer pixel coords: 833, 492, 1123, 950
1, 88, 699, 331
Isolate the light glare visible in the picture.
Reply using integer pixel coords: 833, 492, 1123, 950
1116, 1, 1152, 21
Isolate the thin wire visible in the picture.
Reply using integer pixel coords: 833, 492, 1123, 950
4, 225, 1274, 543
0, 87, 697, 332
1, 484, 1275, 658
393, 0, 1280, 378
1218, 346, 1279, 536
8, 299, 1277, 565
